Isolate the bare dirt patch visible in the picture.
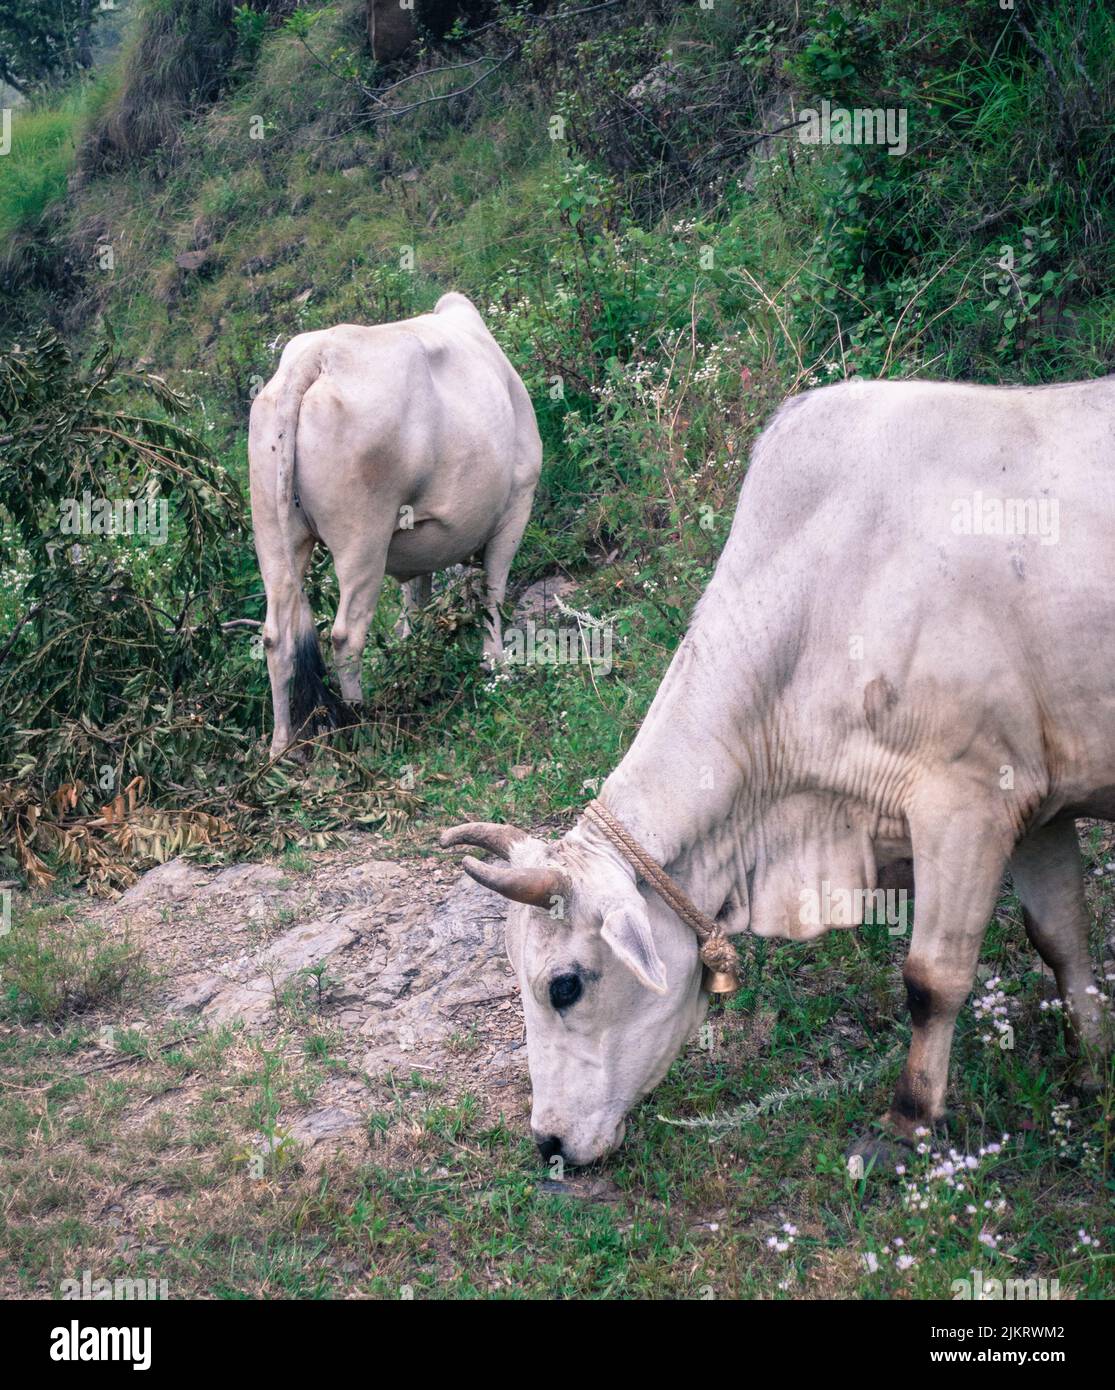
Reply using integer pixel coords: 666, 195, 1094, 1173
81, 835, 532, 1134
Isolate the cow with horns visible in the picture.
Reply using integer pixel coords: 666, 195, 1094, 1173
444, 375, 1115, 1167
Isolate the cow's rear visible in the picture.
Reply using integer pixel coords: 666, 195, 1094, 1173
249, 294, 541, 758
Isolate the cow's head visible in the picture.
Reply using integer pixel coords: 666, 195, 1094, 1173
441, 821, 707, 1165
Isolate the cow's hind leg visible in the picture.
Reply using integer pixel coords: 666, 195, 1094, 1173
330, 527, 392, 705
883, 794, 1015, 1143
260, 532, 316, 760
1010, 816, 1110, 1086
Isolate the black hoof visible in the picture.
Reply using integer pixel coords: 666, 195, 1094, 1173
1072, 1072, 1109, 1101
845, 1131, 914, 1179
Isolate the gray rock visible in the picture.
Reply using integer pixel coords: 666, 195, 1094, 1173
119, 857, 210, 905
360, 875, 513, 1074
288, 1107, 361, 1147
202, 912, 360, 1026
512, 574, 575, 624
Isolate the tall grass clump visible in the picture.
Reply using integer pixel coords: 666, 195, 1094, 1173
78, 0, 288, 174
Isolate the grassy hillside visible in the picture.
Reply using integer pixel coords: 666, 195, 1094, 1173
0, 0, 1112, 1302
4, 0, 1115, 856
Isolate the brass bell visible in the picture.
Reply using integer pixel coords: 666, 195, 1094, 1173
703, 967, 740, 995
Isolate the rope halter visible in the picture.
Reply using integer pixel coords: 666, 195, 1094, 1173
584, 799, 740, 995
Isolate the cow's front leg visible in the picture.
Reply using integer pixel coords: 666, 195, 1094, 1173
480, 493, 533, 668
394, 574, 432, 640
884, 796, 1015, 1142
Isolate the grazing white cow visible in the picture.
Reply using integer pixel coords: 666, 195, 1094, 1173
249, 292, 541, 757
444, 375, 1114, 1166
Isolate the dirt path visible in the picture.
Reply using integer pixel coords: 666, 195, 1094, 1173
87, 837, 531, 1152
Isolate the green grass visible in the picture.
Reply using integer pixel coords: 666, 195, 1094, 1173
0, 903, 147, 1024
0, 97, 83, 243
0, 877, 1109, 1298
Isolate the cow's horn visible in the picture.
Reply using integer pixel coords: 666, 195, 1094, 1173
461, 855, 570, 910
440, 822, 528, 859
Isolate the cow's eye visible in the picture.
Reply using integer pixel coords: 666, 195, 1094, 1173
549, 973, 582, 1010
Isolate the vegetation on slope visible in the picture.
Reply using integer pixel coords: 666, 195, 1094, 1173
3, 0, 1114, 882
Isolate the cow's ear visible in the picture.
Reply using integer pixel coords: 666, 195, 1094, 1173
601, 905, 667, 994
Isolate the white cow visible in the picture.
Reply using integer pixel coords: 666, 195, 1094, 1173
444, 375, 1114, 1166
249, 292, 541, 757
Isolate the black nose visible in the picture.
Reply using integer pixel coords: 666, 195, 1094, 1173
535, 1133, 564, 1162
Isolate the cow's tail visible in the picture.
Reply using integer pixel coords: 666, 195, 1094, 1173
289, 609, 355, 746
267, 347, 355, 745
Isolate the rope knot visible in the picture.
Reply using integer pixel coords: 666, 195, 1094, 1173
698, 934, 739, 977
584, 799, 740, 995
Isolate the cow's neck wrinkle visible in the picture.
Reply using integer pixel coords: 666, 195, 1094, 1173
595, 641, 782, 916
592, 535, 816, 917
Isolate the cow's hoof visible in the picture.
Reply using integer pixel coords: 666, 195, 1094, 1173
1072, 1068, 1110, 1101
845, 1132, 914, 1179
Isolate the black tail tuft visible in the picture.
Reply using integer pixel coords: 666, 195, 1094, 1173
289, 629, 357, 746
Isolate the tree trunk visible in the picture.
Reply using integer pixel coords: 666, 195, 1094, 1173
367, 0, 418, 62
